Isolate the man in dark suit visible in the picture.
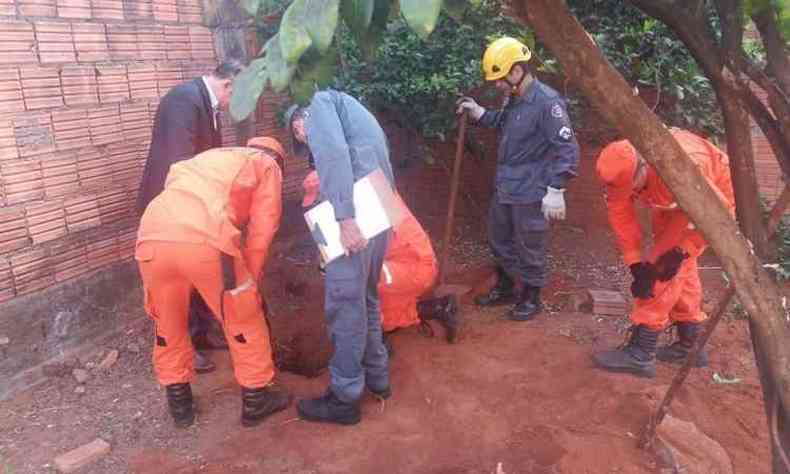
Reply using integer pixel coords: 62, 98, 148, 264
137, 60, 244, 373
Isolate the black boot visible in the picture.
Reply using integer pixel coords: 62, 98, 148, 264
656, 322, 708, 367
474, 267, 516, 306
297, 390, 361, 425
508, 285, 542, 321
418, 295, 462, 343
241, 383, 291, 427
166, 383, 195, 428
593, 325, 659, 378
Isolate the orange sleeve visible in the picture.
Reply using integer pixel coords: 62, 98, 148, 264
605, 193, 643, 265
242, 156, 283, 281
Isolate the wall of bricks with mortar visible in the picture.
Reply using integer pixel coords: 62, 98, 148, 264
0, 1, 293, 306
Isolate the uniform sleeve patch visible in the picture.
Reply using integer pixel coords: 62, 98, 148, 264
551, 103, 564, 118
558, 126, 573, 140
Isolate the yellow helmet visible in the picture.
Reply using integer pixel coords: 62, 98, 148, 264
482, 37, 532, 81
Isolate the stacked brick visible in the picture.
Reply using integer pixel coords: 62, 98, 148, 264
0, 0, 220, 303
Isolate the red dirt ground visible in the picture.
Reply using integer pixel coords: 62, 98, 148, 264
0, 127, 774, 473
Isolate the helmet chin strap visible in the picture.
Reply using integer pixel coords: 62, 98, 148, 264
505, 69, 531, 96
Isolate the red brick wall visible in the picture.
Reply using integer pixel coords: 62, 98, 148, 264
0, 0, 226, 303
751, 86, 784, 202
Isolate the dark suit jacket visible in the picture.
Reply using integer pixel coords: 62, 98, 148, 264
136, 78, 222, 214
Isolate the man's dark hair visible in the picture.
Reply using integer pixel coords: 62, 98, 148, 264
212, 59, 244, 79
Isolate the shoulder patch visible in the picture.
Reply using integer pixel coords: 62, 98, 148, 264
551, 103, 564, 118
558, 126, 573, 141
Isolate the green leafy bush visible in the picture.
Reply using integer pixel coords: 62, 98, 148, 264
568, 0, 724, 136
334, 0, 529, 139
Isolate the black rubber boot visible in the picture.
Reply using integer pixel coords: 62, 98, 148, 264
166, 383, 195, 428
241, 383, 291, 427
656, 322, 708, 367
593, 325, 659, 378
508, 285, 543, 321
297, 390, 361, 425
474, 267, 516, 306
368, 385, 392, 400
418, 295, 462, 343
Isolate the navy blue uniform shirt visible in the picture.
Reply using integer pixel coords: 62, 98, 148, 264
479, 79, 580, 204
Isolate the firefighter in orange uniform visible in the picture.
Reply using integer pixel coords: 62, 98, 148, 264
302, 171, 461, 347
594, 128, 735, 378
135, 138, 290, 428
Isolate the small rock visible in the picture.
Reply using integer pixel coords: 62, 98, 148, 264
0, 335, 9, 345
127, 343, 140, 354
74, 386, 86, 395
72, 368, 90, 384
98, 350, 119, 370
54, 439, 111, 473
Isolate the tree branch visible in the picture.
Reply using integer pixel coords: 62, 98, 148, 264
519, 0, 790, 440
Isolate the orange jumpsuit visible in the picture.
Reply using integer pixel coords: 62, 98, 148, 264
302, 171, 437, 332
597, 129, 735, 331
136, 146, 283, 388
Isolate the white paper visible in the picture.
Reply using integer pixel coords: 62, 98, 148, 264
304, 169, 395, 264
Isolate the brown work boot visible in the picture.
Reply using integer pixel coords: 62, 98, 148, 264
241, 383, 292, 427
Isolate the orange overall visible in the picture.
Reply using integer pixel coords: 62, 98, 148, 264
302, 171, 437, 332
597, 129, 735, 331
136, 146, 283, 388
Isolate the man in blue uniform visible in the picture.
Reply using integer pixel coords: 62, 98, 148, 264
285, 90, 394, 425
457, 37, 580, 321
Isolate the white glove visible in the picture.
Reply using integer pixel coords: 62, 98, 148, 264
455, 97, 485, 121
541, 187, 566, 221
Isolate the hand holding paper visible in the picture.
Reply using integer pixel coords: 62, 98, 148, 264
340, 218, 368, 254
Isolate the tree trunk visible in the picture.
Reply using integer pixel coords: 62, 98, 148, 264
717, 89, 772, 258
752, 8, 790, 95
515, 3, 790, 469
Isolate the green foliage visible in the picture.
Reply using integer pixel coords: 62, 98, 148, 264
232, 0, 451, 119
230, 57, 268, 122
568, 0, 724, 136
400, 0, 443, 39
335, 0, 529, 138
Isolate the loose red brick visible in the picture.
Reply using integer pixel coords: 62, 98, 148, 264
18, 0, 57, 17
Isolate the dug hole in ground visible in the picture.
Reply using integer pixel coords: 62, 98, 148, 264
0, 118, 775, 473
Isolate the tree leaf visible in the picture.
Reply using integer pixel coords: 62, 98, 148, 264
305, 0, 341, 52
230, 58, 268, 122
342, 0, 375, 35
399, 0, 442, 39
263, 34, 297, 91
443, 0, 467, 21
279, 0, 340, 64
279, 0, 313, 63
